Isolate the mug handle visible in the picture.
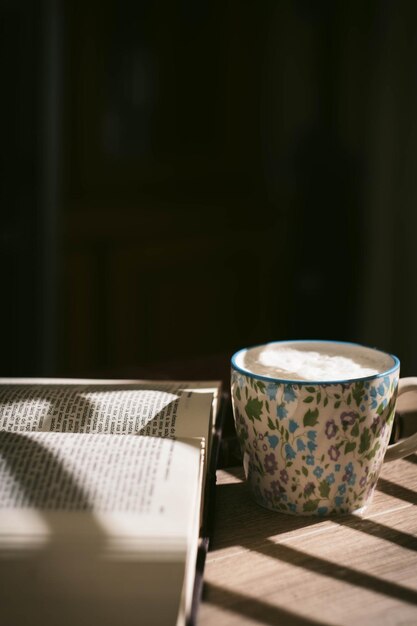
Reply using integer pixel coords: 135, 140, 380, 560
384, 377, 417, 462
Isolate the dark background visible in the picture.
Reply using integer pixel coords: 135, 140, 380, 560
2, 0, 417, 381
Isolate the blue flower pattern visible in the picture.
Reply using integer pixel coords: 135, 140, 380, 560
231, 368, 398, 515
307, 441, 317, 453
277, 404, 288, 420
267, 435, 279, 449
266, 382, 278, 401
289, 419, 298, 433
285, 443, 296, 460
283, 385, 297, 403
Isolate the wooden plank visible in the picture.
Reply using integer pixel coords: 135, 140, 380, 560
199, 456, 417, 625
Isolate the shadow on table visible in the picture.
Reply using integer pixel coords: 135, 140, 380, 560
203, 582, 334, 626
204, 472, 417, 624
375, 476, 417, 505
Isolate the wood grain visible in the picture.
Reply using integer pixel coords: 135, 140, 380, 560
199, 456, 417, 625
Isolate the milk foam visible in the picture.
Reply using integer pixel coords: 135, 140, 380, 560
235, 342, 395, 382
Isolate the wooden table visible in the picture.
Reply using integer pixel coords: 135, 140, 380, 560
199, 456, 417, 626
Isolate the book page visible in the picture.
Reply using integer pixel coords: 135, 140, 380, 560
0, 379, 219, 450
0, 431, 204, 626
0, 430, 203, 539
0, 379, 221, 624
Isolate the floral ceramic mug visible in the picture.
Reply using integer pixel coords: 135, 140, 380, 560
231, 340, 417, 515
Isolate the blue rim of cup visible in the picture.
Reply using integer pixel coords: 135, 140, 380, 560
231, 339, 400, 386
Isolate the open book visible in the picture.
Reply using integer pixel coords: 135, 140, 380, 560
0, 378, 222, 626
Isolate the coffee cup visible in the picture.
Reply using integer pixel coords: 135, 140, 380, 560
231, 340, 417, 515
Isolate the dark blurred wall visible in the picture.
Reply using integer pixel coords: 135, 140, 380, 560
2, 0, 417, 377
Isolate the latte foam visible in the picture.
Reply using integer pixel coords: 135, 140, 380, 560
234, 341, 396, 382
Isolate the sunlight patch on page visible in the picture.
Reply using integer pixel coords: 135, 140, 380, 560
0, 399, 53, 431
78, 388, 180, 434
